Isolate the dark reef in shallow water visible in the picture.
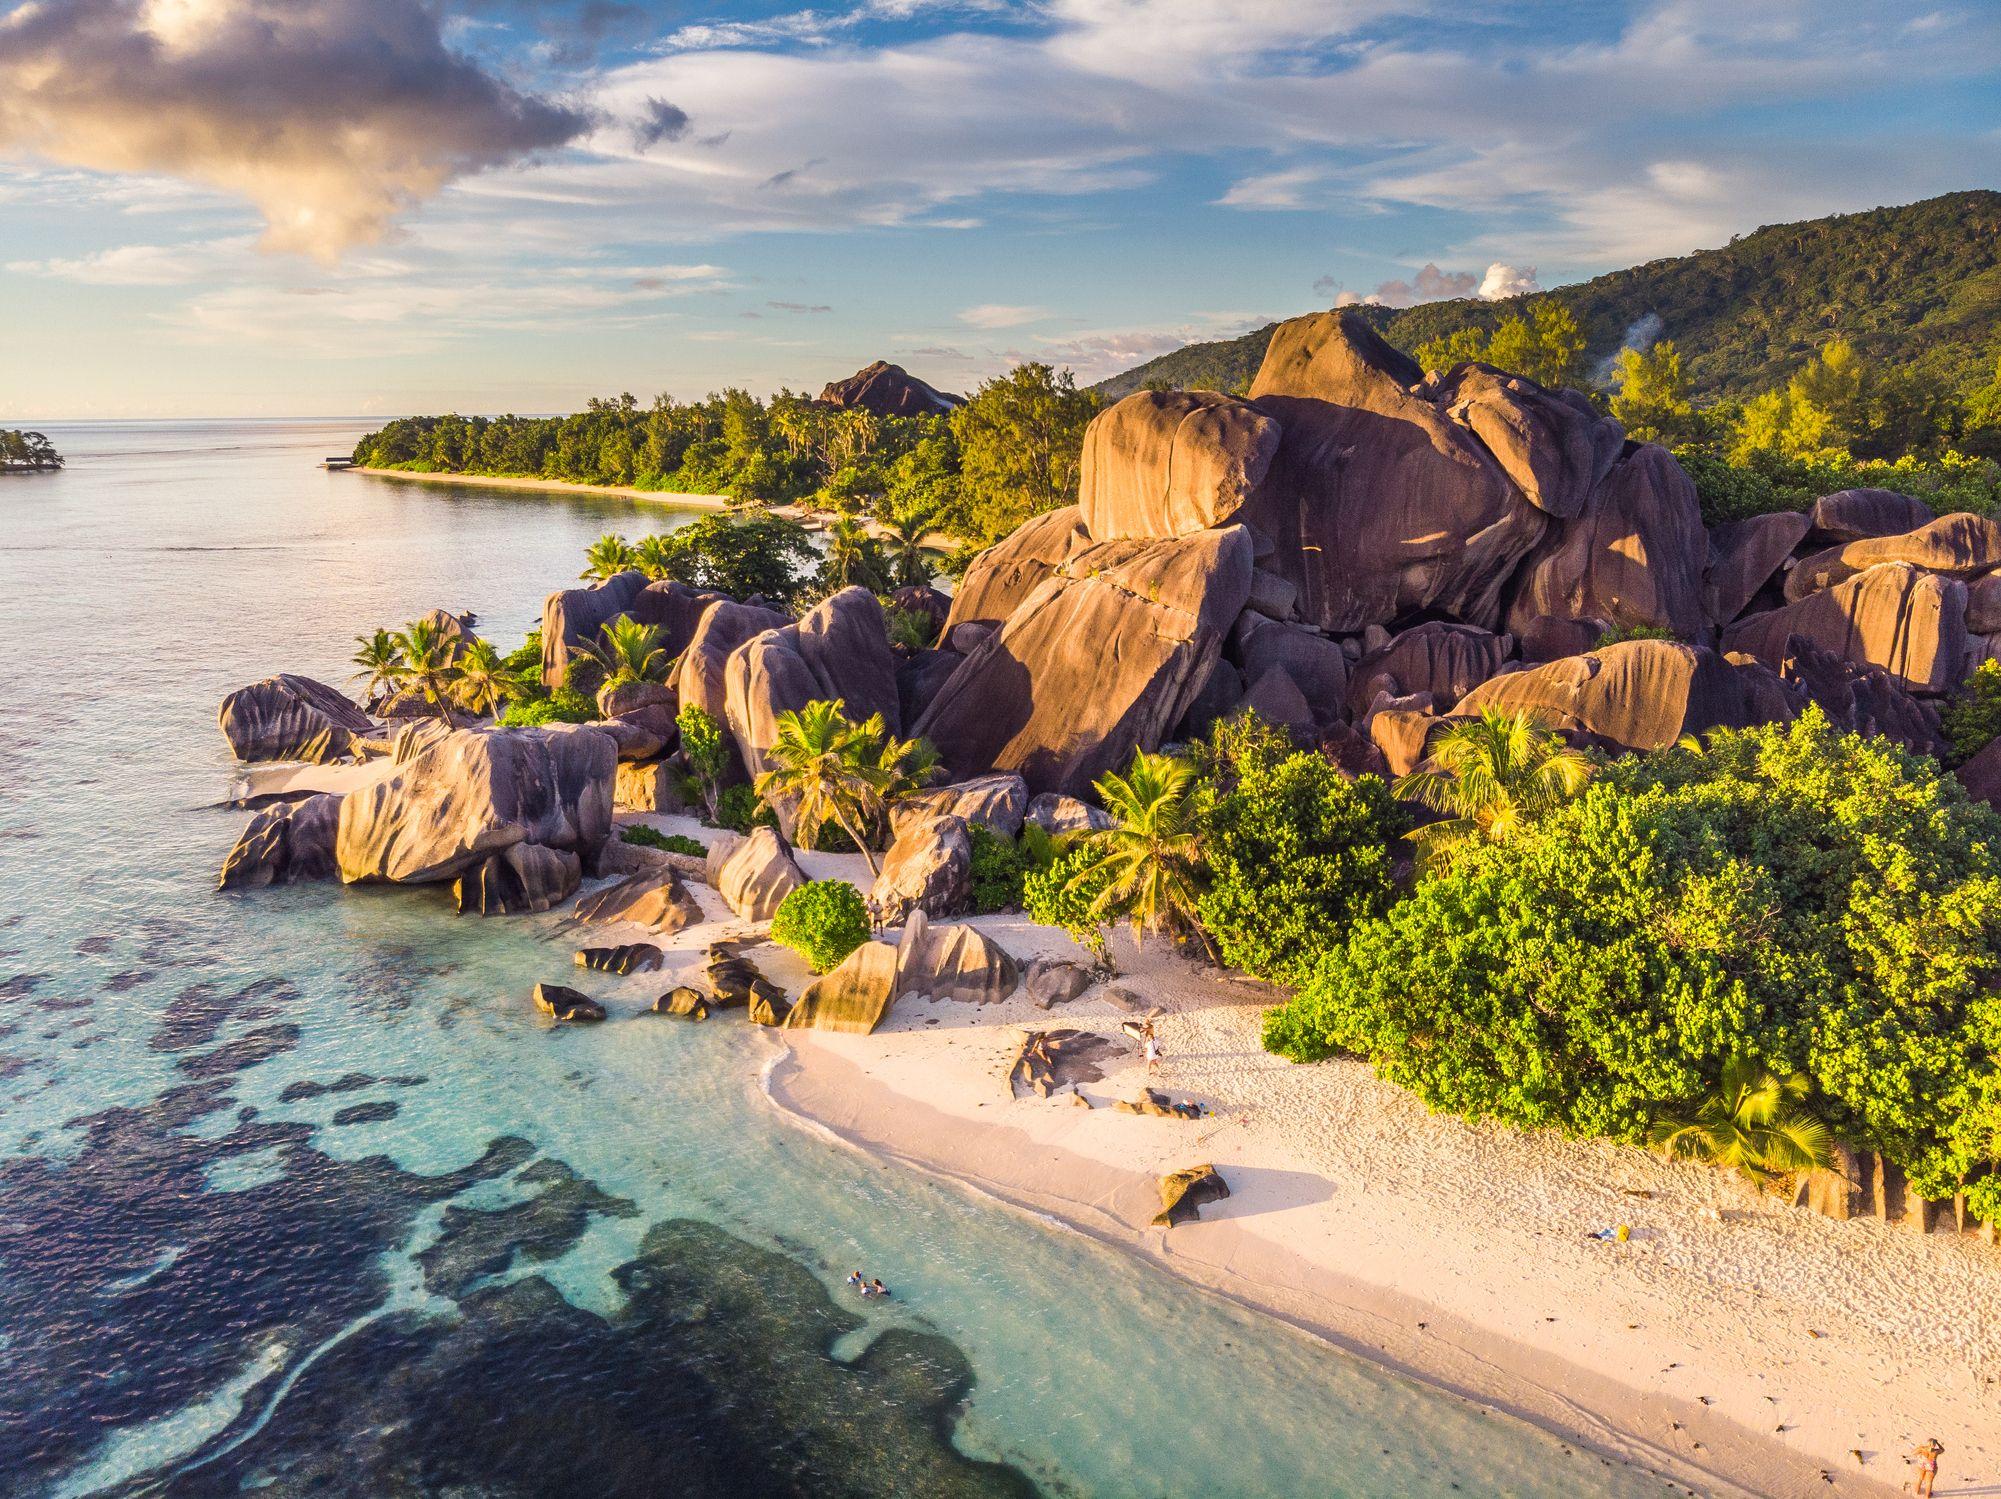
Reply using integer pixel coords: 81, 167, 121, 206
0, 968, 1034, 1499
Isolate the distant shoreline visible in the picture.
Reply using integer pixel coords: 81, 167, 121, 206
343, 465, 735, 511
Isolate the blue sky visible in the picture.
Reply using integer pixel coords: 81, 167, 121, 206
1, 0, 1997, 417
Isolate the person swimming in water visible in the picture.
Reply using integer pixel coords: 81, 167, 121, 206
870, 1279, 890, 1299
847, 1269, 865, 1291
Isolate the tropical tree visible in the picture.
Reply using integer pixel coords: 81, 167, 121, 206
1393, 706, 1592, 872
453, 638, 518, 717
820, 518, 890, 593
576, 616, 672, 690
754, 700, 934, 876
677, 704, 730, 823
392, 617, 463, 727
581, 533, 637, 581
350, 628, 405, 709
632, 531, 678, 580
947, 362, 1099, 543
878, 507, 939, 588
1649, 1056, 1835, 1187
1063, 750, 1209, 951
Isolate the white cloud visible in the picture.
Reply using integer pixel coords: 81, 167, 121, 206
958, 303, 1050, 328
6, 234, 256, 284
1476, 261, 1539, 299
1216, 166, 1322, 210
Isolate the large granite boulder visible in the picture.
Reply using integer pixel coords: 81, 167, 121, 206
1346, 621, 1511, 716
673, 598, 791, 732
1153, 1164, 1229, 1227
575, 869, 703, 934
453, 842, 581, 915
1024, 792, 1113, 837
540, 570, 647, 688
1453, 639, 1788, 753
915, 526, 1255, 796
1235, 666, 1316, 735
333, 726, 613, 886
1504, 442, 1706, 639
1241, 313, 1568, 631
1078, 389, 1281, 541
888, 773, 1030, 839
871, 813, 972, 925
1426, 363, 1625, 519
219, 674, 376, 764
723, 588, 900, 780
940, 505, 1093, 634
1229, 614, 1348, 719
896, 647, 963, 728
895, 909, 1018, 1005
1705, 511, 1812, 627
628, 579, 729, 663
709, 826, 807, 921
1026, 955, 1094, 1009
1786, 513, 2001, 601
1770, 635, 1945, 756
532, 983, 604, 1023
781, 939, 901, 1033
1173, 656, 1246, 741
1968, 574, 2001, 635
1809, 488, 1934, 543
818, 360, 961, 417
218, 793, 343, 888
1723, 562, 1969, 695
614, 760, 687, 814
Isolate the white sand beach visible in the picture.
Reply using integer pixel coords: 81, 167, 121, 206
583, 822, 2001, 1499
343, 466, 735, 510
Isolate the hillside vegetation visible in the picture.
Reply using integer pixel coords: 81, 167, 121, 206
1098, 190, 2001, 402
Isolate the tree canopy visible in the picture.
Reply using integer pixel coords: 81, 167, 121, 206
0, 430, 63, 472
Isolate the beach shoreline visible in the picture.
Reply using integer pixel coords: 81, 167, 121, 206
715, 901, 1998, 1499
342, 465, 735, 510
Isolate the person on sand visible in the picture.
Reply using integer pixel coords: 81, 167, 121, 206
1912, 1437, 1943, 1497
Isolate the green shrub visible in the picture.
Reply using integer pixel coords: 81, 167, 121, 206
1941, 659, 2001, 766
770, 880, 872, 973
501, 630, 543, 678
1262, 709, 2001, 1206
1592, 623, 1681, 649
1193, 752, 1405, 986
1022, 846, 1112, 961
967, 823, 1029, 913
498, 686, 595, 726
712, 782, 770, 834
621, 826, 705, 857
884, 606, 938, 651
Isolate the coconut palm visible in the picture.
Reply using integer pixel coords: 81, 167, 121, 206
453, 638, 518, 717
393, 617, 463, 727
756, 700, 886, 875
1650, 1056, 1834, 1186
576, 617, 672, 690
1067, 750, 1208, 950
350, 628, 405, 709
632, 532, 679, 581
821, 518, 889, 593
1393, 705, 1592, 872
878, 507, 939, 588
581, 533, 636, 582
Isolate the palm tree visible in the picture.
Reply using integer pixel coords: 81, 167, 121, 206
453, 638, 518, 718
632, 532, 678, 581
878, 508, 939, 588
1393, 706, 1592, 872
1067, 750, 1208, 951
821, 518, 888, 593
576, 617, 672, 690
393, 617, 463, 727
1650, 1056, 1834, 1187
581, 533, 636, 582
754, 700, 920, 877
350, 628, 404, 710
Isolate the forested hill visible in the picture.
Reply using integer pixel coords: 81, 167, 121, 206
1096, 190, 2001, 401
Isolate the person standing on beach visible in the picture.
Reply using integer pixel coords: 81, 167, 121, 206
1912, 1437, 1943, 1497
1142, 1018, 1163, 1074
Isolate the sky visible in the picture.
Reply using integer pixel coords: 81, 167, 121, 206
1, 0, 1998, 419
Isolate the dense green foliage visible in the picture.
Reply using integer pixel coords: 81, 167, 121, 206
1101, 191, 2001, 404
0, 429, 63, 471
967, 823, 1029, 914
621, 826, 706, 857
1192, 750, 1405, 986
713, 782, 764, 835
753, 699, 936, 875
1021, 846, 1113, 962
1263, 711, 2001, 1209
498, 686, 595, 726
351, 363, 1100, 546
1942, 660, 2001, 767
769, 880, 872, 974
591, 514, 818, 608
677, 705, 730, 823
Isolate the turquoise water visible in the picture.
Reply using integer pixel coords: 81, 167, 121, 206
0, 421, 1668, 1497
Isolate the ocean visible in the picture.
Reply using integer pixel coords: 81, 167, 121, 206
0, 419, 1664, 1498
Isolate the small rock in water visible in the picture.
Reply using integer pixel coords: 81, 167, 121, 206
651, 986, 710, 1021
532, 983, 605, 1023
574, 943, 664, 975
